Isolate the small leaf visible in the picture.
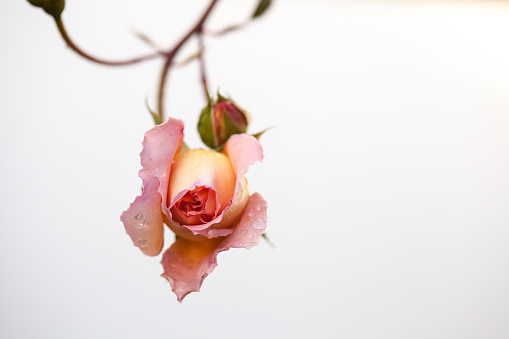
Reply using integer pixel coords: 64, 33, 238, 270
252, 0, 272, 19
145, 97, 162, 125
251, 127, 272, 140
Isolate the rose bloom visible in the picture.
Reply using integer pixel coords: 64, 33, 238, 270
120, 117, 267, 302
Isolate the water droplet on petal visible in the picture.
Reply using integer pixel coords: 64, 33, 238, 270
135, 214, 143, 221
208, 229, 219, 237
138, 239, 148, 248
248, 211, 254, 218
238, 242, 243, 247
241, 230, 247, 236
252, 218, 266, 230
248, 233, 254, 239
153, 163, 167, 178
256, 205, 261, 211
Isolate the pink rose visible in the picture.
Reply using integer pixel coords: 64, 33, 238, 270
120, 117, 267, 302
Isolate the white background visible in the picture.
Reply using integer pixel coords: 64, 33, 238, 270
1, 0, 509, 338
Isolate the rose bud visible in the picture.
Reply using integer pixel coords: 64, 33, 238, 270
27, 0, 65, 17
120, 117, 267, 302
198, 94, 250, 150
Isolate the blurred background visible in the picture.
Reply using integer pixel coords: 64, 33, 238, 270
1, 0, 508, 338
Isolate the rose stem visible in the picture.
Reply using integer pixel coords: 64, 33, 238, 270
156, 0, 220, 122
197, 29, 210, 101
53, 15, 163, 66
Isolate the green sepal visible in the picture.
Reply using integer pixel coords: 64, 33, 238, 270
262, 233, 275, 248
145, 97, 162, 125
216, 91, 229, 103
197, 101, 216, 149
225, 109, 244, 132
252, 0, 271, 19
251, 127, 272, 140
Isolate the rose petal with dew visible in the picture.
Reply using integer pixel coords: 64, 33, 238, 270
120, 117, 184, 256
202, 134, 263, 231
161, 193, 268, 302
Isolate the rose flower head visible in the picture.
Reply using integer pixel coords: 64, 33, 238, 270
120, 117, 267, 302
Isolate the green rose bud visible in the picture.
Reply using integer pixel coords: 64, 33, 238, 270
198, 94, 250, 150
27, 0, 65, 17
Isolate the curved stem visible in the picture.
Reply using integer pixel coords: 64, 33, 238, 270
197, 30, 210, 101
156, 0, 220, 121
196, 29, 210, 101
54, 16, 162, 66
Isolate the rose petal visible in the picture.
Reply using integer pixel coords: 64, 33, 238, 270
161, 193, 268, 302
120, 117, 184, 256
160, 238, 221, 303
206, 134, 264, 230
167, 150, 235, 214
224, 134, 264, 192
175, 134, 264, 238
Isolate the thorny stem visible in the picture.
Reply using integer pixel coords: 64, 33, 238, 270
156, 0, 220, 121
54, 16, 162, 66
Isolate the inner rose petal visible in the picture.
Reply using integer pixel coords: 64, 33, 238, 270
171, 186, 218, 226
168, 149, 236, 216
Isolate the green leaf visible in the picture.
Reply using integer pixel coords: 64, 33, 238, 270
252, 0, 272, 19
145, 97, 162, 125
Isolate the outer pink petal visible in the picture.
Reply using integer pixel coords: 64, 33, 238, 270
224, 134, 264, 199
120, 117, 184, 256
161, 193, 268, 302
174, 134, 264, 238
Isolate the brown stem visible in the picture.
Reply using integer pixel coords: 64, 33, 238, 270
205, 21, 248, 37
156, 0, 220, 121
197, 30, 210, 101
54, 16, 162, 66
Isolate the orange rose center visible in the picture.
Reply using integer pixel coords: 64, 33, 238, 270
168, 149, 236, 227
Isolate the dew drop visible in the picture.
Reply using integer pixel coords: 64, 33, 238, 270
208, 229, 219, 237
248, 211, 254, 218
241, 230, 247, 236
153, 163, 167, 178
134, 214, 145, 228
256, 205, 261, 211
138, 239, 148, 248
252, 218, 266, 230
248, 233, 254, 239
238, 242, 243, 247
